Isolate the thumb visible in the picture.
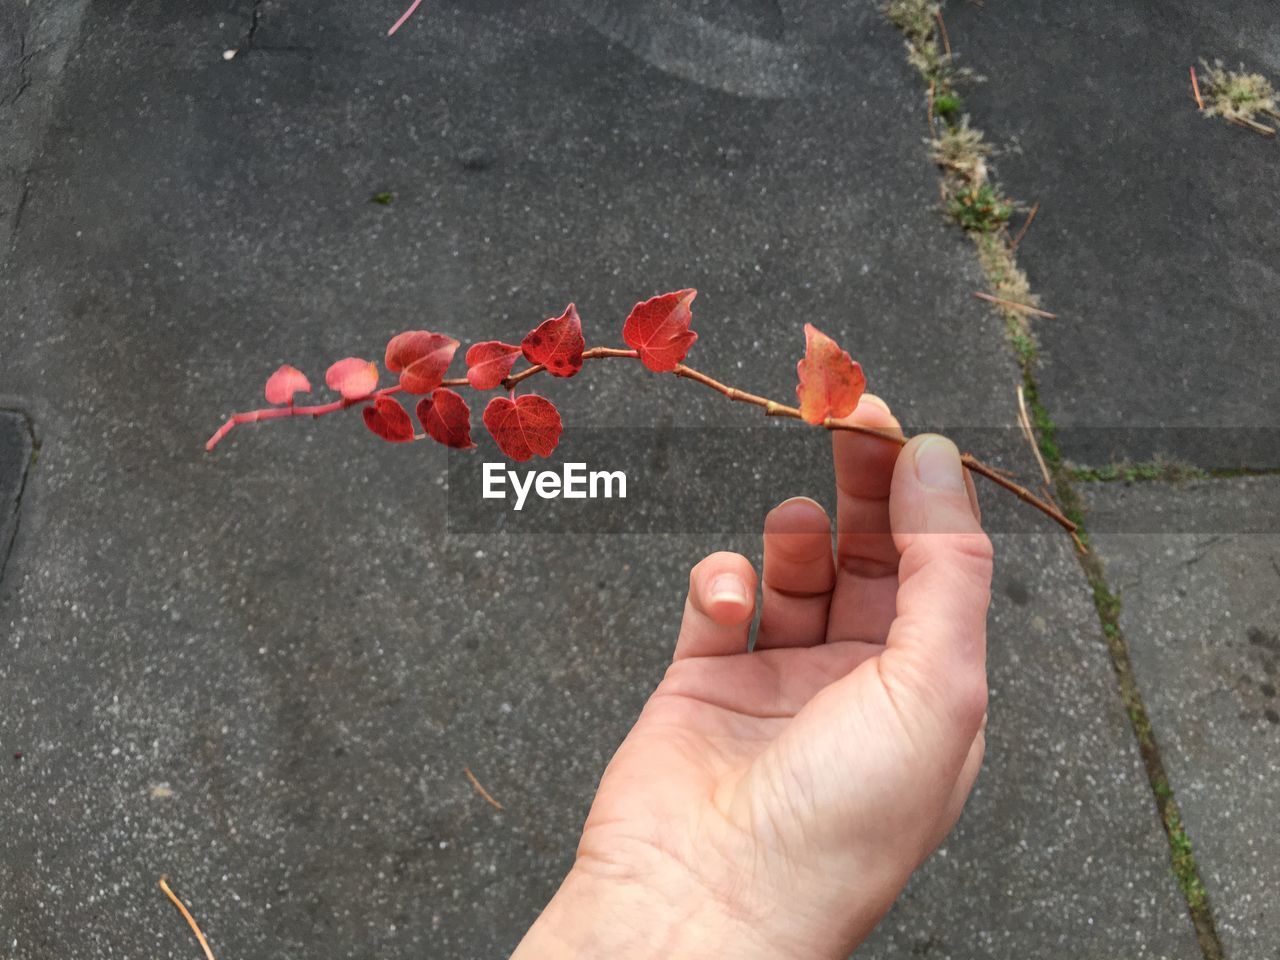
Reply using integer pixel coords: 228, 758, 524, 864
881, 435, 993, 752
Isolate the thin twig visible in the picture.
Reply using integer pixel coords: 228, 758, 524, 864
159, 877, 216, 960
1010, 200, 1040, 251
464, 767, 504, 811
387, 0, 424, 36
972, 291, 1057, 319
1016, 383, 1053, 487
934, 9, 951, 57
208, 347, 1078, 534
1227, 115, 1276, 136
927, 81, 936, 130
1189, 65, 1204, 110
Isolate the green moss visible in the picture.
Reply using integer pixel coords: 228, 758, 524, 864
371, 191, 394, 205
934, 92, 963, 115
1069, 458, 1209, 485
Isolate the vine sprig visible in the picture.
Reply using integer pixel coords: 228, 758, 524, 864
206, 289, 1078, 536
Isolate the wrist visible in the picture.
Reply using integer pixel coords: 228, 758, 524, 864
512, 862, 793, 960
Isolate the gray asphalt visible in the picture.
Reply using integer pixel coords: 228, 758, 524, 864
6, 0, 1274, 957
947, 0, 1280, 468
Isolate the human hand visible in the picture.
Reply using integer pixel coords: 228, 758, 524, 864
513, 396, 993, 959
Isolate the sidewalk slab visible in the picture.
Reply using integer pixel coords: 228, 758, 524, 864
1086, 476, 1280, 955
947, 0, 1280, 468
0, 1, 1195, 956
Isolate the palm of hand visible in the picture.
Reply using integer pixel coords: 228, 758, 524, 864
570, 400, 992, 957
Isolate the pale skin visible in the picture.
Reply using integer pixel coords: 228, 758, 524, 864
513, 395, 993, 959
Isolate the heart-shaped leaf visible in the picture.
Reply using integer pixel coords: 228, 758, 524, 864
522, 303, 585, 378
465, 340, 523, 390
482, 395, 563, 461
325, 357, 379, 400
622, 289, 697, 372
795, 323, 865, 425
385, 331, 460, 394
416, 388, 476, 449
264, 365, 311, 405
362, 395, 415, 443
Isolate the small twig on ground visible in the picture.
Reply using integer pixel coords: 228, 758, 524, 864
927, 81, 936, 130
1190, 65, 1204, 110
934, 9, 951, 57
1016, 384, 1053, 487
1227, 115, 1276, 136
464, 767, 504, 811
1010, 200, 1040, 251
159, 877, 216, 960
387, 0, 424, 36
972, 291, 1057, 319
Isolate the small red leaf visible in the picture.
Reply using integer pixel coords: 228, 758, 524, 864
416, 388, 476, 449
482, 395, 563, 461
465, 341, 522, 390
521, 303, 585, 378
622, 289, 698, 372
264, 365, 311, 405
325, 357, 379, 399
362, 395, 415, 443
795, 323, 866, 425
385, 331, 460, 394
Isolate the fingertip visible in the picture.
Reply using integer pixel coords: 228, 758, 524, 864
692, 552, 757, 625
859, 393, 892, 415
765, 496, 831, 536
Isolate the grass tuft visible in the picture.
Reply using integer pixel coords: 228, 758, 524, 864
1199, 59, 1278, 124
947, 182, 1013, 232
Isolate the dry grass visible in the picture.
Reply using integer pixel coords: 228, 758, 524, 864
1200, 60, 1277, 122
930, 116, 991, 185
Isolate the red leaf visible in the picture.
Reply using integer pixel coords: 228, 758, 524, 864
416, 388, 476, 449
622, 288, 698, 372
465, 340, 522, 390
385, 331, 460, 394
482, 395, 563, 461
325, 357, 379, 399
521, 303, 585, 378
795, 323, 866, 425
362, 395, 415, 443
264, 364, 311, 405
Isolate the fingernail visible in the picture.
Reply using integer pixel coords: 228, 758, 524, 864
709, 574, 748, 607
860, 393, 891, 413
914, 436, 965, 491
778, 495, 823, 511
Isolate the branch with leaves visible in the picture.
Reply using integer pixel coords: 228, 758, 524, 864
206, 289, 1078, 536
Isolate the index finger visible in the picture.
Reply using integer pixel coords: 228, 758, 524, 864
825, 395, 905, 644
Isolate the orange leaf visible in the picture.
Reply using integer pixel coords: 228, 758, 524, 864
264, 365, 311, 405
325, 357, 379, 400
795, 323, 865, 425
465, 341, 522, 390
622, 289, 697, 372
385, 331, 460, 394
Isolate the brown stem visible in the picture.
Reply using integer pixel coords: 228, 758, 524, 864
208, 346, 1077, 534
159, 877, 217, 960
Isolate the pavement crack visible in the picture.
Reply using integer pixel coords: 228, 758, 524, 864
0, 408, 37, 586
885, 3, 1228, 957
1185, 535, 1225, 567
